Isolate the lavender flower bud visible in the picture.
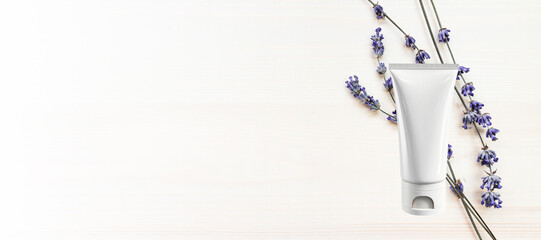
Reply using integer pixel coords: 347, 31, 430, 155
477, 149, 498, 166
457, 66, 470, 80
371, 27, 384, 57
447, 144, 453, 159
404, 35, 416, 49
346, 75, 366, 100
438, 28, 451, 42
387, 110, 397, 123
376, 62, 387, 74
469, 100, 484, 112
383, 77, 393, 91
365, 96, 381, 111
415, 50, 430, 64
462, 111, 479, 129
486, 127, 500, 141
461, 82, 475, 97
481, 191, 502, 208
481, 173, 502, 190
373, 4, 385, 19
346, 76, 380, 111
476, 113, 492, 128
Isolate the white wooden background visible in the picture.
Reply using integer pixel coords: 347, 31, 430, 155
1, 0, 540, 239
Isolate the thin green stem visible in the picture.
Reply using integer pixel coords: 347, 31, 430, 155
462, 200, 483, 240
429, 0, 443, 28
377, 107, 394, 119
462, 195, 497, 240
447, 176, 494, 239
447, 177, 483, 240
446, 160, 483, 239
446, 42, 457, 63
472, 119, 487, 148
446, 163, 489, 237
447, 175, 497, 240
418, 0, 443, 63
459, 74, 468, 88
385, 15, 407, 36
447, 160, 457, 182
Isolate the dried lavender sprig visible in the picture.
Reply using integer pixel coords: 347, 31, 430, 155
346, 75, 397, 122
345, 75, 490, 238
371, 27, 395, 103
428, 0, 500, 144
417, 0, 492, 148
418, 1, 498, 237
377, 59, 395, 103
364, 2, 495, 238
423, 0, 502, 211
463, 189, 497, 240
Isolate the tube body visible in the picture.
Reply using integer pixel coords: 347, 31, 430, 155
389, 63, 458, 215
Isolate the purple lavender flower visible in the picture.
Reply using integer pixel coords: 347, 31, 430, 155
405, 35, 416, 49
373, 4, 385, 19
346, 75, 380, 111
461, 82, 475, 97
457, 66, 470, 80
486, 127, 500, 141
478, 149, 498, 166
387, 110, 397, 123
383, 77, 393, 91
469, 100, 484, 112
481, 173, 502, 190
438, 28, 451, 42
376, 62, 386, 74
371, 27, 384, 57
477, 113, 492, 128
462, 111, 479, 129
371, 27, 383, 41
447, 144, 453, 159
415, 50, 430, 64
450, 180, 463, 197
481, 191, 502, 208
365, 95, 381, 111
346, 75, 366, 100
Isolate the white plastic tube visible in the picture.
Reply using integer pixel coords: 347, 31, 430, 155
389, 63, 458, 216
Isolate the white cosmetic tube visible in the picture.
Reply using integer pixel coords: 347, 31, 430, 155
389, 64, 458, 216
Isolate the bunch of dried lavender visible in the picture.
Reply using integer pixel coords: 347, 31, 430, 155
343, 1, 502, 239
423, 0, 502, 211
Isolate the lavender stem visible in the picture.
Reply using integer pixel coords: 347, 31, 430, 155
376, 58, 396, 103
419, 0, 496, 238
362, 1, 495, 238
446, 176, 483, 240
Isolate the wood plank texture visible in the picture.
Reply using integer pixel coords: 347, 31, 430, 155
0, 0, 540, 239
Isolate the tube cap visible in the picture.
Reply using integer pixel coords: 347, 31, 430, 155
401, 181, 445, 216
